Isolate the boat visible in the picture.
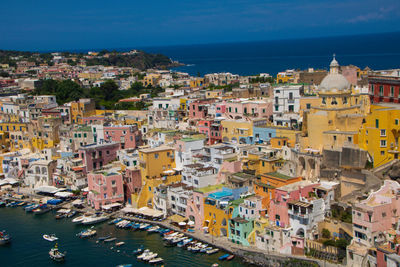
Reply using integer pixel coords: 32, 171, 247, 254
226, 255, 235, 260
25, 204, 39, 212
33, 204, 51, 215
0, 201, 6, 207
147, 226, 160, 233
77, 229, 97, 238
104, 237, 117, 243
67, 211, 77, 218
149, 257, 163, 264
98, 235, 111, 241
212, 264, 219, 267
72, 215, 85, 224
206, 249, 219, 255
219, 254, 230, 261
115, 242, 125, 247
55, 213, 66, 220
143, 252, 158, 261
0, 230, 11, 245
116, 264, 132, 267
133, 246, 144, 255
17, 201, 27, 206
49, 243, 66, 262
109, 218, 122, 225
43, 234, 58, 242
139, 223, 150, 230
137, 249, 151, 260
81, 215, 108, 225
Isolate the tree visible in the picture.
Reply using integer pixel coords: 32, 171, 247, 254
322, 228, 331, 239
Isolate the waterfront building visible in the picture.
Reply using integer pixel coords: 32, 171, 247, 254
87, 170, 124, 210
136, 145, 181, 208
24, 159, 56, 188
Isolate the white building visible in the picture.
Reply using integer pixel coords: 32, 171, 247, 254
238, 195, 263, 220
24, 160, 56, 188
273, 85, 302, 127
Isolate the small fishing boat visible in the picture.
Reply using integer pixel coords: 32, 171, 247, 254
115, 242, 125, 247
219, 254, 230, 261
147, 226, 160, 233
55, 213, 66, 220
206, 248, 219, 255
212, 264, 219, 267
33, 204, 51, 215
139, 223, 150, 230
149, 257, 163, 264
137, 249, 151, 260
104, 237, 117, 243
0, 230, 11, 245
98, 235, 111, 241
25, 204, 39, 212
133, 246, 144, 255
77, 229, 97, 238
49, 243, 66, 262
226, 255, 235, 260
43, 234, 58, 242
17, 201, 27, 206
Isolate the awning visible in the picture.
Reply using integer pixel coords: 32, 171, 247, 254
121, 207, 139, 214
34, 186, 59, 194
102, 203, 122, 210
168, 214, 188, 224
137, 207, 164, 217
54, 191, 73, 198
72, 199, 84, 205
178, 222, 187, 226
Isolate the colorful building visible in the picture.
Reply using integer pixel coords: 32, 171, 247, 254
78, 142, 119, 172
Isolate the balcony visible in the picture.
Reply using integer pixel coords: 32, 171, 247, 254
288, 99, 295, 103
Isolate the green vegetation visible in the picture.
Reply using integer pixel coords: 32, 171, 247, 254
31, 79, 163, 110
331, 208, 352, 223
207, 82, 239, 92
322, 238, 349, 250
249, 76, 274, 84
322, 228, 331, 239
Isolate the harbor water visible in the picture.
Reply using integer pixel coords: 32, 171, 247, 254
0, 208, 247, 267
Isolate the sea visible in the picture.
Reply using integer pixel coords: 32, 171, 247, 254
0, 207, 247, 267
138, 32, 400, 76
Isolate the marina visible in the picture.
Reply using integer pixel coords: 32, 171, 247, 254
0, 206, 247, 267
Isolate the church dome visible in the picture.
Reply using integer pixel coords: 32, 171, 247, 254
319, 55, 351, 93
319, 73, 351, 93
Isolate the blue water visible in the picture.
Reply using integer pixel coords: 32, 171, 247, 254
0, 207, 246, 267
140, 32, 400, 76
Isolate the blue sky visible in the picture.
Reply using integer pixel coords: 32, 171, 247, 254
1, 0, 400, 51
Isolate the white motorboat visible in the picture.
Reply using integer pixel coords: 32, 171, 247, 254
72, 215, 85, 224
149, 257, 163, 264
81, 215, 108, 225
143, 252, 158, 261
43, 234, 58, 242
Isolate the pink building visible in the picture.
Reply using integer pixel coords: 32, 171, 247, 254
82, 116, 106, 125
215, 103, 226, 115
87, 170, 124, 210
188, 99, 215, 120
78, 142, 119, 172
225, 99, 272, 120
198, 119, 222, 145
352, 180, 400, 247
269, 181, 317, 228
104, 125, 142, 149
123, 167, 142, 204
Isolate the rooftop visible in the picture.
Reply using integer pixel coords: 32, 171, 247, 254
140, 145, 173, 153
195, 184, 224, 194
264, 172, 295, 180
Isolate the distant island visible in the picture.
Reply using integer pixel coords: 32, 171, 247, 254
0, 49, 182, 70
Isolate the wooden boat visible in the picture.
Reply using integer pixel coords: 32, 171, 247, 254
98, 235, 111, 241
77, 229, 96, 238
226, 255, 235, 260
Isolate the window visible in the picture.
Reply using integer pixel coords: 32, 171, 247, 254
391, 86, 394, 97
379, 86, 384, 96
381, 140, 387, 147
343, 97, 348, 104
380, 129, 386, 136
376, 119, 379, 128
322, 97, 326, 104
396, 119, 399, 125
306, 103, 311, 109
275, 105, 279, 111
331, 97, 338, 105
348, 137, 352, 142
333, 135, 337, 141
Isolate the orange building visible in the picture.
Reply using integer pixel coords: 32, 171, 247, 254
270, 137, 290, 149
254, 172, 302, 214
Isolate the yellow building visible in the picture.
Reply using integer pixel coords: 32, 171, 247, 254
358, 104, 400, 167
299, 96, 320, 118
301, 56, 370, 152
276, 72, 294, 84
0, 122, 30, 151
136, 145, 181, 208
70, 99, 96, 124
190, 77, 205, 88
221, 119, 253, 144
203, 199, 234, 237
143, 74, 161, 87
275, 127, 300, 147
78, 72, 102, 80
248, 217, 270, 244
